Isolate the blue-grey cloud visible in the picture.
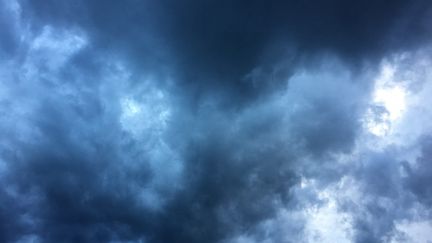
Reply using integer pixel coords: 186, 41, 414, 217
1, 1, 432, 243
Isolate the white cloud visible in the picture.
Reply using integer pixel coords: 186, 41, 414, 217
365, 62, 407, 137
301, 177, 354, 243
393, 220, 432, 243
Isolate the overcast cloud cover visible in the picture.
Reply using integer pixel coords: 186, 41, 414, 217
1, 0, 432, 242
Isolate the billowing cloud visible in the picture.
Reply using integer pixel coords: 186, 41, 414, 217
1, 1, 432, 243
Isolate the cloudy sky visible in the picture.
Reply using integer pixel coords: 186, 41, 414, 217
1, 0, 432, 242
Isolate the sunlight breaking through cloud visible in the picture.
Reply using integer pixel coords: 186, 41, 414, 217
365, 63, 407, 137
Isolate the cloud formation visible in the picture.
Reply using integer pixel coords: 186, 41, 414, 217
1, 0, 432, 242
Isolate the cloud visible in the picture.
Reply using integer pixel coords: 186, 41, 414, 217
1, 1, 432, 243
19, 0, 432, 103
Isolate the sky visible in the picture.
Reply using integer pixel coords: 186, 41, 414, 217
1, 0, 432, 242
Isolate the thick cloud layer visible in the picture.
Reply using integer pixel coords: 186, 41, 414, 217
20, 0, 432, 101
1, 0, 432, 242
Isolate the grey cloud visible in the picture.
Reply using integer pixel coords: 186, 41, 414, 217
405, 136, 432, 207
0, 40, 370, 242
1, 1, 432, 243
19, 0, 432, 104
337, 138, 432, 243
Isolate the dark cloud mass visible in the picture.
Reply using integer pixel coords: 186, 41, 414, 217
1, 0, 432, 242
21, 0, 432, 101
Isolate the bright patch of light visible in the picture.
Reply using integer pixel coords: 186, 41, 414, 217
374, 86, 406, 121
365, 63, 407, 137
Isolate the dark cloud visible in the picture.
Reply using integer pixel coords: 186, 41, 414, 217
20, 0, 432, 103
0, 49, 369, 242
1, 0, 432, 242
0, 0, 20, 59
348, 150, 407, 243
405, 136, 432, 207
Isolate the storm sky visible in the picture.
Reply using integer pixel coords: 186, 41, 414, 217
1, 1, 432, 242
